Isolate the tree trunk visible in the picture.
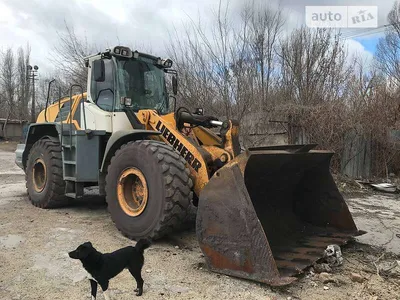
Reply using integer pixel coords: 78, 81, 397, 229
3, 110, 11, 140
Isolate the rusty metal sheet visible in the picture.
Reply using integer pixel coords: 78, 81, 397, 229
197, 147, 365, 286
271, 230, 359, 277
196, 163, 296, 286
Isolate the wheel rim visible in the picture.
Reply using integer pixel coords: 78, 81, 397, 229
33, 158, 47, 193
117, 168, 149, 217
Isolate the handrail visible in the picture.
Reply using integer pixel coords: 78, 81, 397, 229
58, 84, 88, 149
68, 86, 74, 144
69, 84, 87, 130
44, 79, 56, 122
58, 87, 63, 148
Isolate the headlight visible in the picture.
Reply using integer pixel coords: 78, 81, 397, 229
112, 46, 133, 58
120, 97, 132, 107
163, 59, 173, 68
156, 58, 173, 68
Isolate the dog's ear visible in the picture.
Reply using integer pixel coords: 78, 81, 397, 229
77, 243, 94, 258
83, 241, 93, 247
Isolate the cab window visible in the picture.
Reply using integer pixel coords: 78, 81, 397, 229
90, 59, 114, 111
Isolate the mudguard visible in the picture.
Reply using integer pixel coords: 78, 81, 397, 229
100, 130, 161, 172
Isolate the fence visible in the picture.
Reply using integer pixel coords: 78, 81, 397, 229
340, 131, 372, 179
0, 119, 28, 140
289, 125, 373, 179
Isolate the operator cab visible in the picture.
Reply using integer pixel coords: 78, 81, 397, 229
85, 46, 177, 115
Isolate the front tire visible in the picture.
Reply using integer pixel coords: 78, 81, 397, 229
105, 140, 193, 240
26, 138, 68, 208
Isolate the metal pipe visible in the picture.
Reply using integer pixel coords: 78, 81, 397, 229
44, 79, 56, 123
68, 86, 73, 142
70, 84, 86, 130
59, 90, 63, 148
210, 120, 223, 127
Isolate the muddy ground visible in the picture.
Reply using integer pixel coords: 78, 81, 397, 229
0, 142, 399, 300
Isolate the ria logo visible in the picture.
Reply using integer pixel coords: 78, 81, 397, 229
351, 9, 375, 25
348, 6, 378, 28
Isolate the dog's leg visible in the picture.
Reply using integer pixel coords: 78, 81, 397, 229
100, 281, 110, 300
128, 268, 144, 296
90, 279, 97, 300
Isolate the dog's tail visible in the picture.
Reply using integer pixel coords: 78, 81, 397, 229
135, 239, 151, 253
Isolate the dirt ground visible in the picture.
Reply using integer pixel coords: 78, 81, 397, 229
0, 142, 399, 300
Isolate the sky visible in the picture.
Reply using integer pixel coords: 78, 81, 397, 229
0, 0, 395, 74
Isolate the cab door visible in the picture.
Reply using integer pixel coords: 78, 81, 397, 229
83, 58, 114, 133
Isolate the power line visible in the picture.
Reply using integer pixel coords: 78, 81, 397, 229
340, 25, 386, 39
340, 28, 386, 40
340, 27, 374, 36
339, 23, 398, 40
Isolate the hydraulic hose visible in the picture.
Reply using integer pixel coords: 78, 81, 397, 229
175, 107, 220, 130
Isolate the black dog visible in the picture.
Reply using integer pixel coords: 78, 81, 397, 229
69, 239, 151, 299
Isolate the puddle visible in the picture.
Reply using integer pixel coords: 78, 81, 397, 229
0, 234, 25, 248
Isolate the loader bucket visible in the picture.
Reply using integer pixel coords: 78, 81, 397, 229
196, 145, 364, 286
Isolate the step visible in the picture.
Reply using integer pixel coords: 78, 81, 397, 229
64, 160, 76, 165
64, 176, 77, 181
62, 144, 74, 149
65, 193, 83, 199
65, 192, 84, 199
62, 130, 77, 135
65, 193, 76, 199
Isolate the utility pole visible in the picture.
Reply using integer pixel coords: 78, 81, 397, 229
27, 65, 39, 123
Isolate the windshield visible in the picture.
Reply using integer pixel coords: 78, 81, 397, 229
115, 59, 168, 114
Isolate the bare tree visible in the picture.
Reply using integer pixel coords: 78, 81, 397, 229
346, 55, 377, 111
0, 48, 17, 138
375, 1, 400, 86
388, 1, 400, 36
35, 73, 71, 113
16, 44, 31, 120
247, 0, 285, 108
52, 21, 96, 88
168, 0, 283, 122
278, 27, 349, 105
0, 48, 17, 115
0, 0, 388, 177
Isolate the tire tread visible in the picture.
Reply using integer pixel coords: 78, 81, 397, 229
106, 140, 193, 240
26, 138, 68, 208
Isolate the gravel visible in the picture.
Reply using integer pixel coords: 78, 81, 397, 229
1, 146, 399, 300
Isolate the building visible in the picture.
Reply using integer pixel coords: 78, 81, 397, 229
0, 118, 29, 141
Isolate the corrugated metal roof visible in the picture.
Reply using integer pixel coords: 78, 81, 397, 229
0, 119, 28, 124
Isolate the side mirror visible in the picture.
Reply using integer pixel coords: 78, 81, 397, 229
172, 75, 178, 95
194, 108, 204, 115
93, 60, 105, 82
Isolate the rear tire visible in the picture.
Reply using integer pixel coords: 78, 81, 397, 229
105, 140, 193, 240
26, 138, 68, 208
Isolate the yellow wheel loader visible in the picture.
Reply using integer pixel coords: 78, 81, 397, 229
15, 46, 364, 286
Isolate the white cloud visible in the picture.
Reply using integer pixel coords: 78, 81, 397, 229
0, 0, 394, 74
0, 2, 14, 25
84, 0, 129, 24
343, 38, 375, 69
